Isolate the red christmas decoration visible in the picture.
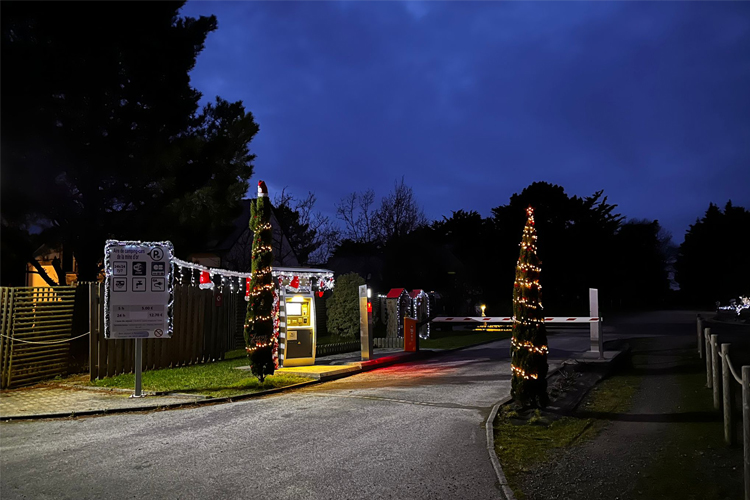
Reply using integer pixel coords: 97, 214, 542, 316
245, 277, 252, 302
317, 291, 324, 298
199, 270, 214, 290
290, 276, 300, 289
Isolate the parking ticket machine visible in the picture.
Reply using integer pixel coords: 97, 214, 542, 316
282, 295, 315, 366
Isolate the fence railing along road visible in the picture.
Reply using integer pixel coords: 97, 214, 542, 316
697, 314, 750, 500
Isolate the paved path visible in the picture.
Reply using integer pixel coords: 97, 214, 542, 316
0, 331, 592, 500
0, 386, 206, 419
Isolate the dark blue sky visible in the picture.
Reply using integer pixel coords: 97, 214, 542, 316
180, 1, 749, 242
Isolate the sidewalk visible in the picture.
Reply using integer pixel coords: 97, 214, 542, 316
0, 348, 435, 421
512, 321, 744, 500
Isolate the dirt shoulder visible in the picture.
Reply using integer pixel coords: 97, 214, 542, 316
506, 333, 742, 500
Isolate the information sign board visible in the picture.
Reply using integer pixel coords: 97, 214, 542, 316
104, 240, 174, 339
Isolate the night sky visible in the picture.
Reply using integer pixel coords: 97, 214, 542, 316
180, 1, 750, 243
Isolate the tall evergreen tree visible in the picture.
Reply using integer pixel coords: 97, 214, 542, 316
244, 181, 276, 382
1, 2, 258, 282
511, 207, 549, 407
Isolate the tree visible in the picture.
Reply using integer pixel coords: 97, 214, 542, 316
274, 189, 340, 265
326, 272, 366, 339
676, 201, 750, 306
611, 219, 672, 309
244, 181, 276, 382
373, 177, 428, 242
510, 207, 549, 407
335, 189, 377, 244
1, 1, 258, 282
492, 182, 623, 314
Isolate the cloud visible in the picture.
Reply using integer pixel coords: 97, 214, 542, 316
180, 1, 750, 240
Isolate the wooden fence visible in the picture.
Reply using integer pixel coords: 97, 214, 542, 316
374, 337, 404, 349
316, 340, 360, 357
89, 283, 245, 380
1, 286, 77, 389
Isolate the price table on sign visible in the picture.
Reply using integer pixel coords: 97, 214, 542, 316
104, 240, 174, 339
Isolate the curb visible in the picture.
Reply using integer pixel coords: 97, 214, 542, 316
486, 363, 565, 500
485, 351, 629, 500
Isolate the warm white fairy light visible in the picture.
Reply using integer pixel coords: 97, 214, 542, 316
510, 206, 547, 385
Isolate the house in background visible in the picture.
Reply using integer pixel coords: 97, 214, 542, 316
188, 199, 299, 271
25, 244, 78, 287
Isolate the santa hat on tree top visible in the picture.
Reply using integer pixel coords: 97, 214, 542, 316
258, 180, 268, 198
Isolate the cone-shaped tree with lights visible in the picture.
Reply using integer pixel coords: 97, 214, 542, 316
244, 180, 277, 382
511, 206, 549, 407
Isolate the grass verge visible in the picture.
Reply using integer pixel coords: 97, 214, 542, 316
494, 372, 640, 497
87, 348, 313, 398
420, 328, 512, 350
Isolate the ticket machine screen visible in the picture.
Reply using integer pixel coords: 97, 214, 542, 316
286, 297, 311, 327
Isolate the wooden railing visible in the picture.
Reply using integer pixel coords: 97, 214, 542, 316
0, 286, 77, 389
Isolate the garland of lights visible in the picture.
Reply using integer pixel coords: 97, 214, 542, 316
718, 296, 750, 316
510, 206, 549, 406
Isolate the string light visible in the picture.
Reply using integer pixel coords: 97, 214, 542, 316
510, 206, 548, 393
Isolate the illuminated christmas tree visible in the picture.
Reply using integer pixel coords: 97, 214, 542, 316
511, 206, 549, 407
244, 180, 277, 382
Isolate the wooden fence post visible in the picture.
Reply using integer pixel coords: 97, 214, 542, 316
88, 283, 98, 381
712, 334, 721, 410
742, 366, 750, 500
722, 343, 734, 445
705, 328, 713, 389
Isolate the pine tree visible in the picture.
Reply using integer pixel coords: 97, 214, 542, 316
511, 207, 549, 407
245, 181, 277, 382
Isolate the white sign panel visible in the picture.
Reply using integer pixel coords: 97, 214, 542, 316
104, 240, 174, 339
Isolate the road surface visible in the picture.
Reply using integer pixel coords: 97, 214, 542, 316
0, 327, 601, 500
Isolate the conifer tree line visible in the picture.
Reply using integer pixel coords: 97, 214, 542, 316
1, 2, 745, 314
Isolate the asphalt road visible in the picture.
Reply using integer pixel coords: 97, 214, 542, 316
0, 320, 655, 500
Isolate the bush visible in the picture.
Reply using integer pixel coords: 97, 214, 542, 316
326, 272, 365, 339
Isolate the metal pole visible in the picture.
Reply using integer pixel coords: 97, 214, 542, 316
712, 334, 721, 410
697, 315, 704, 359
722, 344, 734, 445
359, 285, 372, 361
742, 366, 750, 500
133, 339, 143, 398
589, 288, 602, 357
705, 328, 712, 389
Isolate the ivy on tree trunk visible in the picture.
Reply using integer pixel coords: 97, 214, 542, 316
510, 206, 549, 407
244, 181, 276, 382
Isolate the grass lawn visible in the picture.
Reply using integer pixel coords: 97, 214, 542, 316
494, 372, 641, 495
88, 348, 313, 398
419, 327, 512, 350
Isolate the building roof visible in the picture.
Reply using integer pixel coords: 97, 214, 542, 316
409, 289, 425, 299
386, 288, 408, 299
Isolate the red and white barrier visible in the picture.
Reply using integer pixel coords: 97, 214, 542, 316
432, 317, 601, 324
431, 288, 604, 358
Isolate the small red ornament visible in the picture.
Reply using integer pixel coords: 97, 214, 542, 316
245, 277, 251, 302
290, 276, 300, 289
317, 291, 324, 298
199, 270, 214, 290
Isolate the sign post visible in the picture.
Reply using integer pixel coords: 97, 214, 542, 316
104, 240, 174, 397
359, 285, 372, 361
